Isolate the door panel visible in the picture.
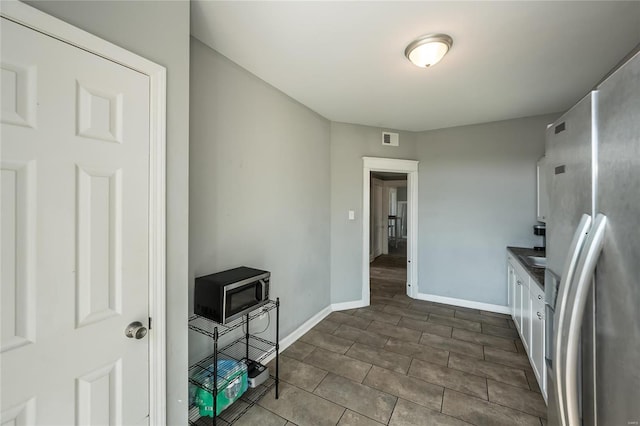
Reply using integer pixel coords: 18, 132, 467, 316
1, 160, 36, 353
75, 166, 123, 328
1, 18, 150, 425
594, 51, 640, 426
76, 360, 123, 425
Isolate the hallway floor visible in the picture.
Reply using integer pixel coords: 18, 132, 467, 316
231, 255, 547, 426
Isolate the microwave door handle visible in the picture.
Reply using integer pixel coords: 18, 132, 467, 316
222, 286, 228, 325
562, 214, 607, 426
554, 213, 592, 425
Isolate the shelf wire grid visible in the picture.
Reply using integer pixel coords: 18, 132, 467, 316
188, 299, 279, 425
188, 336, 276, 392
188, 377, 275, 425
188, 300, 277, 338
219, 335, 276, 364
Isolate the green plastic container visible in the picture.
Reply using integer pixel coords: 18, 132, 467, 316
193, 359, 248, 417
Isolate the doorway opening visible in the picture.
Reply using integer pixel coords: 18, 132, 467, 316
362, 157, 419, 306
370, 172, 408, 302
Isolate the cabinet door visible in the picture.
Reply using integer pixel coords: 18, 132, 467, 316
514, 273, 524, 333
507, 262, 516, 317
521, 278, 531, 353
531, 295, 546, 396
537, 156, 549, 222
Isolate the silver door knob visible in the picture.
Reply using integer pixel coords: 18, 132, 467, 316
125, 321, 148, 339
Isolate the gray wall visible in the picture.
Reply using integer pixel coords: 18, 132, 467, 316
189, 38, 331, 359
23, 1, 191, 423
330, 122, 417, 303
415, 114, 557, 305
329, 115, 557, 307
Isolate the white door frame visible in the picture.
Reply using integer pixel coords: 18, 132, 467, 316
1, 2, 167, 423
362, 157, 419, 304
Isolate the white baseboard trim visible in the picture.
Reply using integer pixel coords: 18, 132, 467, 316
280, 305, 332, 351
262, 299, 371, 365
262, 304, 332, 365
331, 299, 368, 311
415, 292, 510, 314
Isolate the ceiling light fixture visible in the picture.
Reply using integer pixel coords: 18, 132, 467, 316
404, 34, 453, 68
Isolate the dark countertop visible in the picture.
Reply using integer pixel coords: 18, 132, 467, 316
507, 246, 545, 289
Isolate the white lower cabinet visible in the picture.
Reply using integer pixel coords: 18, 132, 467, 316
507, 251, 547, 401
530, 286, 546, 397
520, 272, 531, 353
507, 262, 516, 317
508, 254, 529, 342
514, 280, 522, 332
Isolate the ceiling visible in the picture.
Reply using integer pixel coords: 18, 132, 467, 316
191, 1, 640, 132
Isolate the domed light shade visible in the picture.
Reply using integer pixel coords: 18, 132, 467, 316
405, 34, 453, 68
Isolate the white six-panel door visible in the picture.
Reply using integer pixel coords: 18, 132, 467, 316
1, 17, 150, 425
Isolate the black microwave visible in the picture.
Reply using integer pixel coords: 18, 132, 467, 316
194, 267, 270, 324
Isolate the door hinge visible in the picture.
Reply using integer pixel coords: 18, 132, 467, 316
149, 317, 152, 330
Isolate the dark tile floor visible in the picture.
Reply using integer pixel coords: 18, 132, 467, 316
239, 255, 547, 426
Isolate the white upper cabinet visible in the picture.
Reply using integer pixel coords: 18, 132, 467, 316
537, 156, 549, 222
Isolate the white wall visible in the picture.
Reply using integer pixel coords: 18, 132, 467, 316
189, 38, 331, 359
416, 114, 558, 305
23, 1, 191, 423
330, 122, 417, 303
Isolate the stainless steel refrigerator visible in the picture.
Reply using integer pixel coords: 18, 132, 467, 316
544, 51, 640, 426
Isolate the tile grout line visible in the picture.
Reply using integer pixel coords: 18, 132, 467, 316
447, 386, 548, 420
407, 361, 492, 399
310, 368, 329, 394
315, 373, 400, 425
359, 260, 547, 425
485, 377, 489, 400
385, 393, 400, 425
442, 361, 532, 391
487, 397, 548, 420
334, 406, 347, 426
310, 375, 387, 421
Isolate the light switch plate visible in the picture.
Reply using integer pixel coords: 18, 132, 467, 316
348, 210, 355, 220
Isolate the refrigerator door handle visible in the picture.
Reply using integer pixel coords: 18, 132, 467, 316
562, 214, 607, 426
554, 213, 592, 425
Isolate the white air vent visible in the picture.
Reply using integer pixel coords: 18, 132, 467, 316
382, 131, 399, 146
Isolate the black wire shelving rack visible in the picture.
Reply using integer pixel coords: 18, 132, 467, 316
188, 298, 280, 425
